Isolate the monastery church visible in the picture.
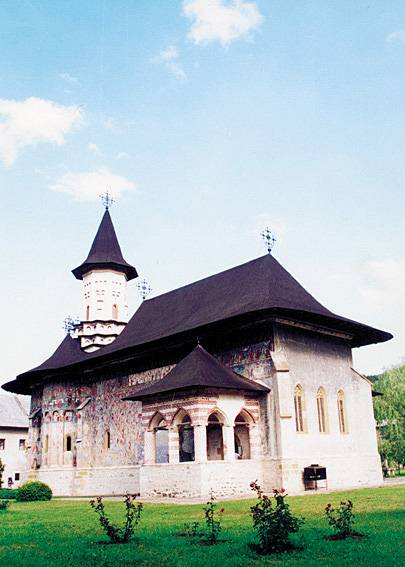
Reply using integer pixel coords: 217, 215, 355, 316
3, 206, 392, 498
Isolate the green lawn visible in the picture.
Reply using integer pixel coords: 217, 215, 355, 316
0, 486, 404, 566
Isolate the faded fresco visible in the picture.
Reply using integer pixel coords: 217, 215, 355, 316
28, 339, 273, 476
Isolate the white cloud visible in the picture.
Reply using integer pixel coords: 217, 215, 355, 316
59, 72, 79, 84
386, 30, 405, 43
154, 46, 187, 81
0, 97, 83, 167
183, 0, 263, 46
51, 168, 137, 202
87, 142, 103, 156
116, 151, 129, 160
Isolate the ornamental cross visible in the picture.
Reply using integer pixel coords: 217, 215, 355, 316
137, 278, 152, 301
99, 190, 115, 210
63, 316, 79, 336
261, 227, 276, 254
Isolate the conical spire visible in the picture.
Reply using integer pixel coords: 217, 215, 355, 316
72, 209, 138, 280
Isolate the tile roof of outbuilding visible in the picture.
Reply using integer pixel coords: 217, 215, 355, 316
0, 394, 29, 428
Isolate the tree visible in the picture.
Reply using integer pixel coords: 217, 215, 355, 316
372, 363, 405, 470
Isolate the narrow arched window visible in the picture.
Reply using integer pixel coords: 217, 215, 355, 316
294, 385, 305, 432
45, 435, 49, 453
155, 418, 169, 463
179, 414, 195, 462
86, 305, 90, 320
104, 430, 111, 449
337, 390, 348, 433
206, 413, 224, 460
112, 304, 119, 319
65, 435, 72, 452
316, 387, 328, 433
234, 412, 251, 460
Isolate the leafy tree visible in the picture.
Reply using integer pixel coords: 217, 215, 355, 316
372, 363, 405, 470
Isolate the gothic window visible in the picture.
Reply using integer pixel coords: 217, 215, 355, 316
206, 412, 224, 461
294, 384, 305, 433
155, 418, 169, 464
86, 305, 90, 320
178, 414, 195, 462
316, 387, 329, 433
112, 304, 119, 319
234, 412, 251, 460
65, 435, 72, 452
337, 390, 348, 433
104, 430, 111, 450
19, 439, 26, 450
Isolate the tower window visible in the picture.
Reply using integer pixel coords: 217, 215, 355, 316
0, 439, 5, 450
86, 305, 90, 320
19, 439, 26, 450
104, 430, 111, 449
112, 304, 119, 319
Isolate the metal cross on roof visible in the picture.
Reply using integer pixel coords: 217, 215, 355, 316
63, 316, 79, 337
99, 190, 115, 210
261, 227, 276, 254
137, 278, 152, 301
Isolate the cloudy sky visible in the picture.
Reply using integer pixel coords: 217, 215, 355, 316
1, 0, 405, 385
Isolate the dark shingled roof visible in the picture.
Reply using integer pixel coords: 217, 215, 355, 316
123, 345, 269, 400
3, 254, 392, 394
72, 210, 138, 281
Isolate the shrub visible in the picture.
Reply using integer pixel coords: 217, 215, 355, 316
16, 481, 52, 502
325, 500, 362, 539
0, 489, 17, 499
250, 481, 304, 554
0, 499, 10, 511
203, 491, 224, 545
90, 494, 143, 544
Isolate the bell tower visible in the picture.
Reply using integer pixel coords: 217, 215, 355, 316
72, 193, 138, 352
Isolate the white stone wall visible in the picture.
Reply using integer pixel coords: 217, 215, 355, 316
140, 460, 263, 499
0, 427, 28, 488
270, 324, 382, 493
28, 465, 141, 496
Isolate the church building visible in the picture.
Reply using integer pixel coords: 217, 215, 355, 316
3, 206, 392, 498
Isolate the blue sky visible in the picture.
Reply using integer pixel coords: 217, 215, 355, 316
1, 0, 405, 384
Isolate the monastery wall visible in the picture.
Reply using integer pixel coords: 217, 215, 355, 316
272, 324, 382, 492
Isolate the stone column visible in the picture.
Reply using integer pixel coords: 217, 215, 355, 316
194, 425, 207, 463
249, 424, 261, 459
169, 427, 179, 464
144, 431, 155, 464
223, 425, 236, 462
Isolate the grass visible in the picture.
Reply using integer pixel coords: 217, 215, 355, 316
0, 485, 404, 566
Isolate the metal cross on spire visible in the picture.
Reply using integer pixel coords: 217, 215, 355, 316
137, 278, 152, 301
99, 190, 115, 210
63, 315, 79, 337
261, 227, 276, 254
